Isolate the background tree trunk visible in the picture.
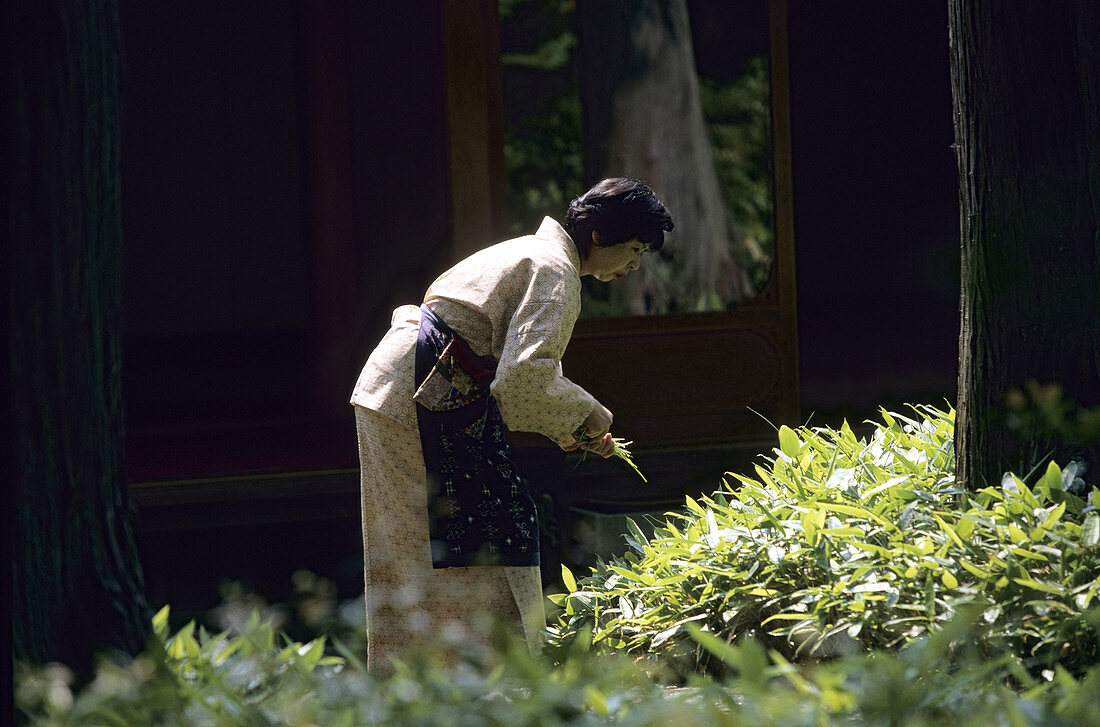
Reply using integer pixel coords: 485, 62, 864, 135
9, 0, 150, 672
950, 0, 1100, 489
576, 0, 754, 313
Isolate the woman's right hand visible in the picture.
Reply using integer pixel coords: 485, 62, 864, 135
557, 402, 614, 454
582, 402, 613, 439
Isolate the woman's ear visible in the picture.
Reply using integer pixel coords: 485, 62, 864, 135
591, 230, 601, 248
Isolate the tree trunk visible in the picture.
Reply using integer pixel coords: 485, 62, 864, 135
576, 0, 754, 313
9, 0, 150, 672
950, 0, 1100, 490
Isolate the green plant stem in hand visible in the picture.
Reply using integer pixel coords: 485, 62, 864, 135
574, 426, 647, 482
610, 438, 647, 482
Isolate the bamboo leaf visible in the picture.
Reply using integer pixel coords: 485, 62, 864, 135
297, 637, 326, 666
625, 517, 649, 552
153, 605, 171, 640
611, 438, 647, 482
851, 581, 891, 593
932, 514, 965, 548
1039, 502, 1066, 530
1012, 578, 1064, 595
1083, 512, 1100, 548
1041, 461, 1064, 492
959, 559, 992, 580
778, 425, 801, 459
561, 564, 577, 592
650, 623, 681, 647
800, 510, 819, 546
762, 613, 818, 623
954, 514, 975, 540
1075, 578, 1100, 610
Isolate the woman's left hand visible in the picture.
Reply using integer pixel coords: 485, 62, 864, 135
581, 432, 616, 458
558, 431, 615, 458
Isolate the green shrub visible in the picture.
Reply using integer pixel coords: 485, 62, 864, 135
16, 405, 1100, 724
16, 603, 1100, 726
548, 405, 1100, 679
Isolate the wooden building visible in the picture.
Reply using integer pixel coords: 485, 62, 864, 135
121, 0, 957, 615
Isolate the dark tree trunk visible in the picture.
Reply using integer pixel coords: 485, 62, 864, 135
576, 0, 754, 313
8, 0, 150, 672
949, 1, 1100, 489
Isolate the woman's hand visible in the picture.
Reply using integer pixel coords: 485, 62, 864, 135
558, 403, 615, 458
558, 431, 616, 458
580, 432, 615, 458
582, 402, 613, 438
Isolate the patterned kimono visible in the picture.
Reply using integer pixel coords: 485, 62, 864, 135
350, 217, 596, 671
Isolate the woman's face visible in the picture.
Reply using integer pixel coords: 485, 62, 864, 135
582, 238, 650, 282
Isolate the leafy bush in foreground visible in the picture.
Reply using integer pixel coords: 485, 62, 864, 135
16, 405, 1100, 725
548, 405, 1100, 678
15, 604, 1100, 726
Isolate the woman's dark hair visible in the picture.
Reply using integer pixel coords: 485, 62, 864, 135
564, 178, 674, 257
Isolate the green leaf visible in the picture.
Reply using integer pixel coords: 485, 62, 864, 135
561, 564, 577, 592
1007, 524, 1028, 545
650, 623, 682, 647
1041, 461, 1064, 492
762, 613, 817, 623
1012, 578, 1063, 595
932, 514, 965, 548
625, 517, 649, 553
705, 508, 719, 537
959, 559, 992, 580
297, 637, 326, 666
152, 605, 171, 640
800, 510, 820, 546
686, 624, 767, 684
609, 565, 653, 584
1074, 578, 1100, 610
1039, 502, 1066, 530
585, 685, 610, 718
167, 621, 199, 660
851, 581, 891, 593
1083, 512, 1100, 548
611, 438, 647, 482
778, 425, 801, 459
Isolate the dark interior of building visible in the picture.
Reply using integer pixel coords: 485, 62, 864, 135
119, 0, 959, 622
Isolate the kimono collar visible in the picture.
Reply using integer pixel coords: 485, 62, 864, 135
536, 217, 581, 273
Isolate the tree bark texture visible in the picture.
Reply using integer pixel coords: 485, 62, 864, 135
9, 0, 150, 670
950, 0, 1100, 489
576, 0, 754, 313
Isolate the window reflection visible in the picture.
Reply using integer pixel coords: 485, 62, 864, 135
500, 0, 775, 316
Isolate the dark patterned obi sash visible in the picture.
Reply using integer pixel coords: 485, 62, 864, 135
414, 305, 540, 568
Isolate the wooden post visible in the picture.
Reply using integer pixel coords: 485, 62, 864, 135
768, 0, 800, 427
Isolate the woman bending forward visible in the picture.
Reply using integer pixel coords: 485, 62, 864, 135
350, 178, 674, 673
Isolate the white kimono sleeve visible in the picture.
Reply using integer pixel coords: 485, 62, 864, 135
490, 265, 596, 443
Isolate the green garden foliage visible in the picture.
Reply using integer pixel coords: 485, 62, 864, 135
1005, 379, 1100, 449
548, 405, 1100, 680
16, 602, 1100, 726
16, 405, 1100, 724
